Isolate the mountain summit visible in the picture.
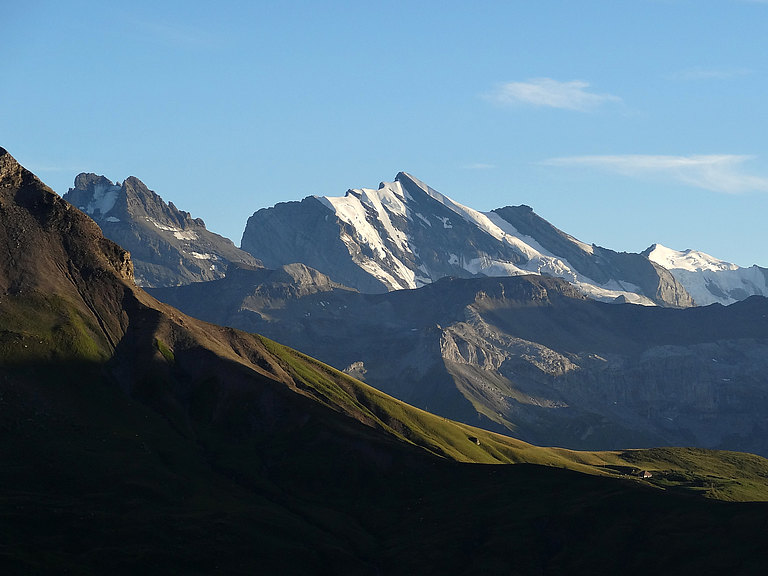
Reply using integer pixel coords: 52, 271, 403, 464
63, 173, 260, 287
644, 243, 768, 306
241, 172, 692, 307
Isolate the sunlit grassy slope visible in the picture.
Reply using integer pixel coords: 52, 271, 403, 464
259, 335, 768, 502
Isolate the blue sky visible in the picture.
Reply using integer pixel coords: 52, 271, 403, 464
3, 0, 768, 266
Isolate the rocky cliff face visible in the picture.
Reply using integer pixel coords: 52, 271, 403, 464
63, 173, 260, 287
241, 172, 693, 307
152, 267, 768, 456
0, 149, 135, 356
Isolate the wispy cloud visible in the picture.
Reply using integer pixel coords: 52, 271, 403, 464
674, 66, 752, 81
25, 162, 86, 174
485, 78, 621, 112
543, 154, 768, 194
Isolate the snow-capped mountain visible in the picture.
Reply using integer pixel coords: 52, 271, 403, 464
644, 244, 768, 306
241, 172, 692, 307
63, 173, 260, 287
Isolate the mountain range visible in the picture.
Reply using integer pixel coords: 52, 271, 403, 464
62, 169, 768, 307
152, 263, 768, 456
5, 147, 768, 572
66, 168, 763, 455
240, 171, 768, 307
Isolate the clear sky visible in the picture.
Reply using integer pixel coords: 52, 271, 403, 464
3, 0, 768, 266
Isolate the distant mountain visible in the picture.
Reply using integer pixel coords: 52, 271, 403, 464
241, 172, 693, 307
645, 243, 768, 306
152, 264, 768, 457
6, 146, 768, 573
63, 173, 260, 287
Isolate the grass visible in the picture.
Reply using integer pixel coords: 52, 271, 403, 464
256, 334, 768, 501
154, 338, 175, 363
0, 292, 108, 362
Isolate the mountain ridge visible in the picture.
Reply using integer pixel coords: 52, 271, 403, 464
63, 172, 260, 287
241, 172, 695, 307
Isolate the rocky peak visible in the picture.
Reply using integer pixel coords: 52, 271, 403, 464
119, 175, 196, 229
0, 147, 43, 192
67, 173, 197, 231
73, 172, 114, 192
63, 171, 260, 287
0, 148, 134, 345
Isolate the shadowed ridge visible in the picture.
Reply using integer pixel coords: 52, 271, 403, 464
0, 147, 134, 355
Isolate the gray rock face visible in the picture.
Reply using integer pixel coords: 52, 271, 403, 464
64, 174, 261, 287
241, 197, 386, 292
150, 268, 768, 456
241, 172, 692, 307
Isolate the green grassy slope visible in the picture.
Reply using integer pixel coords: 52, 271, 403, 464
261, 336, 768, 502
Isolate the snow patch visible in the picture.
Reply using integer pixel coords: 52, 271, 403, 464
105, 216, 121, 223
147, 218, 198, 240
316, 182, 420, 289
84, 182, 120, 216
174, 230, 198, 241
414, 212, 432, 227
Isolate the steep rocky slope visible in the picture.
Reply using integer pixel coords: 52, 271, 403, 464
63, 173, 260, 286
241, 172, 693, 306
153, 267, 768, 456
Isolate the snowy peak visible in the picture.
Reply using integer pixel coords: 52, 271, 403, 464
242, 173, 693, 307
644, 243, 768, 306
645, 243, 739, 273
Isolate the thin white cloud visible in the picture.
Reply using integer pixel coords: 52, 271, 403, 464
485, 78, 621, 111
543, 154, 768, 194
25, 162, 87, 174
